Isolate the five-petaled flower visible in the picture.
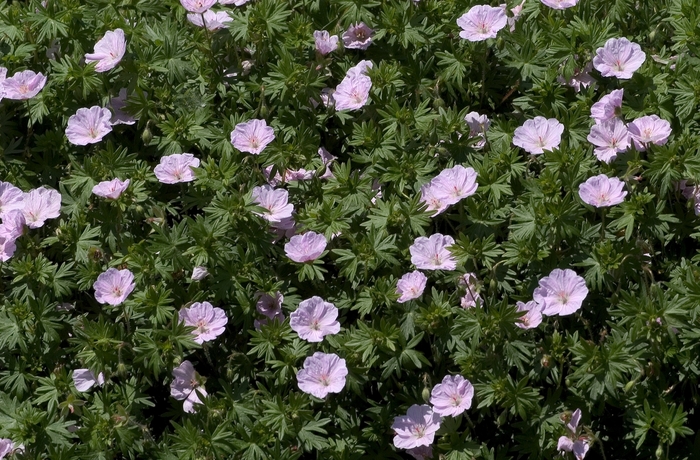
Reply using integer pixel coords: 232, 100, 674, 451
154, 153, 200, 184
314, 30, 339, 55
628, 115, 672, 150
22, 186, 61, 229
66, 106, 113, 145
170, 360, 207, 413
429, 374, 474, 417
230, 119, 275, 154
513, 116, 565, 154
342, 22, 374, 50
541, 0, 579, 9
179, 301, 228, 344
85, 29, 127, 73
557, 409, 590, 460
284, 231, 327, 263
251, 185, 294, 224
515, 300, 543, 329
533, 268, 588, 316
456, 5, 508, 42
410, 234, 457, 271
587, 118, 630, 163
590, 89, 624, 124
187, 10, 233, 30
593, 37, 646, 79
92, 178, 130, 199
297, 352, 348, 398
396, 271, 428, 303
392, 404, 442, 449
578, 174, 627, 207
290, 296, 340, 342
93, 267, 136, 306
180, 0, 217, 13
1, 70, 47, 100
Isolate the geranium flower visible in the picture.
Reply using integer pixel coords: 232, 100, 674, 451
22, 186, 61, 229
578, 174, 627, 207
456, 5, 507, 42
92, 178, 130, 199
628, 115, 672, 150
420, 182, 449, 217
407, 446, 433, 460
254, 291, 285, 329
191, 266, 209, 280
557, 61, 596, 92
0, 236, 16, 262
587, 118, 630, 163
508, 0, 526, 32
109, 89, 136, 125
0, 210, 25, 241
464, 111, 490, 148
541, 0, 578, 9
558, 409, 590, 460
396, 271, 428, 303
284, 231, 327, 263
318, 147, 336, 179
430, 375, 474, 417
0, 181, 24, 219
72, 369, 105, 392
590, 89, 624, 124
93, 267, 136, 306
533, 268, 588, 316
179, 302, 228, 344
0, 439, 12, 458
342, 22, 374, 50
1, 70, 47, 100
314, 30, 339, 55
84, 29, 127, 73
593, 37, 646, 79
290, 296, 340, 342
170, 360, 207, 413
392, 404, 442, 449
297, 352, 348, 398
154, 153, 200, 184
410, 234, 457, 271
430, 165, 479, 206
230, 119, 275, 154
459, 272, 482, 308
65, 106, 113, 145
251, 185, 294, 223
271, 215, 297, 240
515, 300, 543, 329
333, 73, 372, 111
513, 116, 565, 154
680, 181, 700, 216
187, 10, 233, 30
180, 0, 217, 13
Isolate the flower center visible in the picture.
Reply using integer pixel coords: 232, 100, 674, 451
112, 287, 123, 297
412, 424, 426, 438
19, 84, 29, 94
319, 374, 330, 386
451, 395, 462, 406
310, 319, 321, 331
250, 137, 259, 148
557, 290, 569, 305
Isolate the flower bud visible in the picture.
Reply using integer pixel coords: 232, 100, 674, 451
422, 387, 431, 403
141, 126, 152, 145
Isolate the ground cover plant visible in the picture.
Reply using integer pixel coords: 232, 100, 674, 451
1, 0, 700, 458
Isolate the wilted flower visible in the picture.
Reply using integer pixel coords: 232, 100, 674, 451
284, 231, 327, 263
179, 301, 228, 344
230, 119, 275, 154
459, 272, 482, 308
507, 0, 526, 32
333, 72, 372, 111
342, 22, 374, 50
410, 234, 457, 271
180, 0, 217, 13
187, 10, 232, 30
92, 178, 130, 199
290, 296, 340, 342
109, 88, 136, 125
456, 5, 507, 42
558, 409, 590, 460
407, 446, 433, 460
430, 374, 474, 417
314, 30, 339, 55
587, 118, 630, 163
84, 29, 127, 73
392, 404, 442, 449
297, 352, 348, 398
628, 115, 672, 150
513, 116, 565, 154
0, 181, 24, 219
515, 300, 543, 329
251, 185, 294, 223
93, 267, 136, 306
1, 70, 47, 100
680, 181, 700, 216
191, 266, 209, 280
557, 61, 596, 92
590, 89, 624, 124
593, 37, 646, 79
170, 361, 207, 413
541, 0, 578, 9
396, 271, 428, 303
533, 268, 588, 316
464, 111, 490, 148
318, 147, 336, 179
22, 186, 61, 229
72, 369, 105, 392
66, 106, 113, 145
256, 291, 284, 318
154, 153, 200, 184
578, 174, 627, 207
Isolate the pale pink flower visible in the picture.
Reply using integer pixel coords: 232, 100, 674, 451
587, 118, 630, 163
92, 178, 129, 199
0, 439, 12, 459
407, 446, 433, 460
251, 185, 294, 223
392, 404, 442, 449
513, 116, 564, 154
410, 234, 457, 271
0, 210, 25, 241
396, 271, 428, 303
290, 296, 340, 342
590, 89, 624, 124
191, 266, 209, 280
314, 30, 339, 55
22, 186, 61, 229
154, 153, 200, 184
179, 301, 228, 344
296, 352, 348, 398
420, 182, 449, 217
0, 181, 24, 219
459, 272, 482, 308
628, 115, 672, 150
109, 89, 136, 125
507, 0, 526, 32
578, 174, 627, 207
342, 22, 374, 50
515, 300, 543, 329
430, 374, 474, 417
230, 119, 275, 154
65, 106, 113, 145
533, 268, 588, 316
84, 29, 127, 73
1, 70, 47, 100
541, 0, 578, 9
558, 409, 590, 459
430, 165, 479, 206
170, 360, 207, 413
333, 74, 372, 111
284, 231, 327, 263
346, 60, 373, 78
0, 236, 16, 262
180, 0, 217, 13
72, 369, 105, 392
557, 61, 596, 92
593, 37, 646, 79
187, 10, 233, 30
93, 267, 136, 306
271, 215, 297, 240
464, 111, 490, 148
456, 5, 507, 42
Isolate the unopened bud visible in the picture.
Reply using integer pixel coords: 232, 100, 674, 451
422, 387, 431, 403
141, 126, 152, 145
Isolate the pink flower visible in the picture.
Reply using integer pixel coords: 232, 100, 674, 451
0, 236, 17, 262
456, 5, 507, 42
333, 72, 372, 111
296, 352, 348, 398
180, 0, 217, 13
0, 210, 25, 241
420, 183, 449, 217
515, 300, 543, 329
396, 271, 428, 303
533, 268, 588, 316
22, 186, 61, 229
541, 0, 578, 9
593, 37, 646, 79
191, 266, 209, 280
628, 115, 672, 150
84, 29, 127, 73
430, 165, 479, 206
459, 272, 482, 308
578, 174, 627, 207
284, 231, 327, 263
179, 301, 228, 344
0, 181, 24, 219
558, 409, 590, 460
464, 112, 490, 148
187, 10, 233, 30
557, 61, 596, 92
170, 360, 207, 413
314, 30, 339, 55
271, 215, 297, 240
230, 119, 275, 154
109, 89, 136, 125
342, 22, 374, 50
65, 106, 113, 145
430, 374, 474, 417
587, 118, 630, 163
407, 446, 433, 460
318, 147, 336, 179
72, 369, 105, 392
507, 0, 526, 32
92, 178, 130, 199
154, 153, 200, 184
513, 116, 564, 154
1, 70, 47, 100
392, 404, 442, 449
410, 234, 457, 271
0, 439, 12, 458
590, 89, 624, 124
290, 296, 340, 342
251, 185, 294, 223
93, 267, 135, 306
